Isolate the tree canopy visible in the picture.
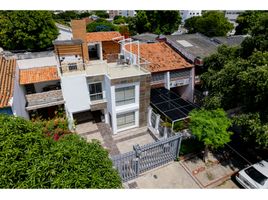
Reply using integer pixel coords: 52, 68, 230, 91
0, 11, 59, 51
235, 11, 268, 35
200, 15, 268, 149
0, 114, 122, 188
128, 11, 181, 35
189, 109, 233, 150
93, 11, 109, 19
87, 18, 118, 32
184, 11, 233, 37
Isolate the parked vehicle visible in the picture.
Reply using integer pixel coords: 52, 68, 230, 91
236, 159, 268, 189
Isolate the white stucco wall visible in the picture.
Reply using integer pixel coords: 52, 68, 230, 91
61, 75, 90, 113
180, 10, 202, 23
11, 66, 29, 119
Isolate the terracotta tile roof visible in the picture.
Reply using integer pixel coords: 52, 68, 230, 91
19, 66, 60, 85
125, 42, 193, 73
86, 31, 122, 43
0, 56, 16, 108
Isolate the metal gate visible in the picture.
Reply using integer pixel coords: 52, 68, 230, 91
111, 134, 182, 182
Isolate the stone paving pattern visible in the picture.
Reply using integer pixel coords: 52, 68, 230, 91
76, 122, 155, 156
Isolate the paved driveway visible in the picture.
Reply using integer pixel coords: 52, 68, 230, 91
76, 122, 155, 156
125, 162, 200, 189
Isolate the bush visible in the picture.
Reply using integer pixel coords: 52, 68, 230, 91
0, 114, 122, 188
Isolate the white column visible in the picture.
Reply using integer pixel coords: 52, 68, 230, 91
104, 109, 109, 124
147, 107, 152, 127
99, 42, 103, 60
165, 71, 170, 90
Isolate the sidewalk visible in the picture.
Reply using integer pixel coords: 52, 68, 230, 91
124, 162, 200, 189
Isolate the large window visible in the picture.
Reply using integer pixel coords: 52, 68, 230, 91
115, 86, 135, 106
89, 82, 103, 101
117, 112, 135, 130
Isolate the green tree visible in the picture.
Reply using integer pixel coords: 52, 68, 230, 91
0, 114, 121, 188
235, 11, 267, 35
0, 11, 59, 51
94, 11, 109, 19
113, 17, 126, 25
184, 11, 233, 37
240, 13, 268, 57
189, 109, 233, 162
87, 18, 118, 32
233, 113, 268, 149
128, 11, 181, 35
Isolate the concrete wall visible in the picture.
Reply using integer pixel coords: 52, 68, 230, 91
11, 65, 29, 119
61, 74, 90, 113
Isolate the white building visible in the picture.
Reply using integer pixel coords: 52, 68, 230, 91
180, 10, 202, 23
108, 10, 136, 19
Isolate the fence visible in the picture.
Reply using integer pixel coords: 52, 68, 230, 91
111, 134, 182, 182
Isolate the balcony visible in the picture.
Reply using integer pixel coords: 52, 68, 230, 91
90, 98, 107, 111
25, 90, 64, 111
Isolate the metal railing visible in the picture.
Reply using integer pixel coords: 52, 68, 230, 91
111, 134, 182, 182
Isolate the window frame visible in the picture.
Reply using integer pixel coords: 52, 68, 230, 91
115, 85, 135, 106
116, 111, 136, 130
89, 82, 103, 101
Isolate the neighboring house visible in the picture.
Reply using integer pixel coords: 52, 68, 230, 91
225, 10, 244, 23
212, 35, 248, 47
164, 33, 247, 83
17, 56, 64, 119
225, 10, 245, 35
131, 33, 159, 43
0, 56, 29, 118
55, 23, 73, 41
53, 19, 151, 134
180, 10, 202, 23
123, 42, 195, 102
108, 10, 136, 19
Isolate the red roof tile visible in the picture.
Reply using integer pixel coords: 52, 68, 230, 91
19, 66, 60, 85
0, 56, 16, 108
125, 42, 193, 73
86, 31, 122, 43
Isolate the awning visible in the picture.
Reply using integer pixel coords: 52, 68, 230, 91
150, 88, 199, 122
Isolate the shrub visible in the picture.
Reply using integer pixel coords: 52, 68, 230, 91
0, 114, 122, 188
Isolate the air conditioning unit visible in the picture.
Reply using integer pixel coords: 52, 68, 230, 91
119, 54, 125, 60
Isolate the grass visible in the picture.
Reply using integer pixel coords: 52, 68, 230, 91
180, 138, 204, 156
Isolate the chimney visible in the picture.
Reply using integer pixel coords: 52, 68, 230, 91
71, 19, 89, 61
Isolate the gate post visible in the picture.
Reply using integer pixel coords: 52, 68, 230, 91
133, 144, 142, 176
155, 114, 161, 134
175, 135, 182, 159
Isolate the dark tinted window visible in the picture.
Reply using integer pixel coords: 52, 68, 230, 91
245, 167, 267, 185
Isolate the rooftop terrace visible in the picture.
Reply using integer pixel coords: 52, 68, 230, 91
61, 60, 150, 79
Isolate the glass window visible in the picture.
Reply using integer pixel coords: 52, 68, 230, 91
115, 86, 135, 106
117, 112, 135, 129
245, 167, 268, 186
89, 82, 103, 101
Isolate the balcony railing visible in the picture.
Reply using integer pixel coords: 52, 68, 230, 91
25, 90, 64, 111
